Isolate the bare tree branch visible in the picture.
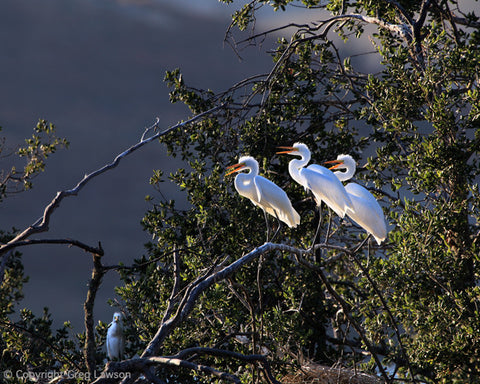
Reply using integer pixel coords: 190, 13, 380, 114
84, 248, 106, 377
0, 238, 104, 255
172, 346, 265, 361
140, 242, 286, 359
238, 13, 412, 48
0, 105, 224, 257
451, 15, 480, 29
416, 0, 432, 31
106, 243, 311, 384
240, 10, 413, 111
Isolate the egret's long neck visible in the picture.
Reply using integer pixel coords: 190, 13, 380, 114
235, 164, 256, 190
288, 152, 309, 184
248, 162, 258, 176
334, 162, 355, 182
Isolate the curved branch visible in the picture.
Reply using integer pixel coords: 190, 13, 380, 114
141, 241, 365, 356
0, 238, 104, 255
0, 105, 224, 257
112, 243, 331, 384
239, 13, 411, 47
242, 12, 412, 110
172, 346, 266, 361
140, 242, 308, 358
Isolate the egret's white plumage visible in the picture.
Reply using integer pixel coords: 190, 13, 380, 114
277, 143, 354, 218
106, 312, 125, 361
328, 154, 387, 245
226, 156, 300, 228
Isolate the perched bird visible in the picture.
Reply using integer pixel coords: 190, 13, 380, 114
276, 143, 354, 218
106, 312, 125, 361
326, 154, 387, 245
226, 156, 301, 230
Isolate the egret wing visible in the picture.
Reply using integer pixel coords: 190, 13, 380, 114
254, 175, 300, 227
345, 183, 386, 244
106, 324, 115, 359
118, 327, 125, 358
302, 166, 353, 217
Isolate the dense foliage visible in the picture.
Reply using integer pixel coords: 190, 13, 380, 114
1, 1, 479, 383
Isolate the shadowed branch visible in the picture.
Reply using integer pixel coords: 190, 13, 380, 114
92, 241, 390, 384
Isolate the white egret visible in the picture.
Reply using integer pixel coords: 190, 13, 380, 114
276, 143, 354, 218
226, 156, 301, 231
326, 154, 387, 245
106, 312, 125, 361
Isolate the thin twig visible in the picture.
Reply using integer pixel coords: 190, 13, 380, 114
159, 246, 182, 326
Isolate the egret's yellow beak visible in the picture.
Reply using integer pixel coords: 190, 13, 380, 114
276, 146, 297, 154
325, 159, 344, 170
225, 162, 246, 176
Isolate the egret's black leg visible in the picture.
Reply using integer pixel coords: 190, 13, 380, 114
352, 234, 371, 253
311, 203, 323, 248
271, 212, 282, 243
324, 209, 333, 244
263, 210, 271, 242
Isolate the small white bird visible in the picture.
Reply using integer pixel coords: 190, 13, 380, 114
327, 154, 387, 245
106, 312, 125, 361
277, 143, 354, 218
226, 156, 301, 228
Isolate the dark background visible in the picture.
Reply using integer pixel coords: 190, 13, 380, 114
0, 0, 279, 331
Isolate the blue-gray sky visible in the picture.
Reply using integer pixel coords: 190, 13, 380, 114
0, 0, 275, 331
